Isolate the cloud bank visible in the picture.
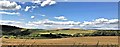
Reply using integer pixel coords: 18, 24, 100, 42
0, 18, 119, 30
80, 18, 119, 30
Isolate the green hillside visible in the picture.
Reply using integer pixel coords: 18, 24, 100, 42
1, 25, 120, 39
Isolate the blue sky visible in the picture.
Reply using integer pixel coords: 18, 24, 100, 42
0, 0, 119, 30
2, 2, 118, 22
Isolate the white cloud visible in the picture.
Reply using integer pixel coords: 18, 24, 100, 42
0, 20, 37, 29
24, 6, 31, 11
31, 16, 35, 19
32, 0, 42, 4
94, 18, 109, 22
106, 19, 118, 24
41, 0, 56, 7
41, 0, 51, 7
0, 1, 21, 10
26, 6, 38, 12
49, 1, 56, 5
0, 11, 20, 15
30, 19, 80, 25
27, 19, 81, 29
41, 14, 46, 16
54, 16, 67, 20
32, 6, 36, 9
81, 18, 110, 26
24, 6, 38, 12
0, 20, 23, 27
31, 0, 56, 7
80, 18, 119, 30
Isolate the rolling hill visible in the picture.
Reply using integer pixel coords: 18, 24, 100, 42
0, 25, 22, 32
1, 25, 119, 39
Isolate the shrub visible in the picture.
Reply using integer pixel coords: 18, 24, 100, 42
91, 31, 120, 36
9, 36, 16, 39
73, 33, 82, 37
2, 35, 9, 39
40, 33, 63, 38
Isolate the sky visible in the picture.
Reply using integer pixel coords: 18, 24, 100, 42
0, 0, 119, 30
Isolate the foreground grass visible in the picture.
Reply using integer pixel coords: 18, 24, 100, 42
2, 36, 118, 45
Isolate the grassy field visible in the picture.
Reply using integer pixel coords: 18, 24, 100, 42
30, 29, 95, 35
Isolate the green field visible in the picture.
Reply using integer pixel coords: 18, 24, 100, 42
29, 29, 95, 35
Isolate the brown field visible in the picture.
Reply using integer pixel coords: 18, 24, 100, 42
2, 36, 119, 45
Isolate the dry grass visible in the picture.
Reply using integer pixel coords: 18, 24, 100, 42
2, 36, 118, 45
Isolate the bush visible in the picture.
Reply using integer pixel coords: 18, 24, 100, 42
91, 31, 120, 36
6, 29, 31, 36
58, 33, 72, 37
9, 36, 16, 39
40, 33, 63, 38
2, 35, 9, 39
73, 33, 82, 37
84, 33, 91, 36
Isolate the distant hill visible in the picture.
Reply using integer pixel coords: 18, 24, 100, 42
1, 25, 119, 39
0, 25, 23, 35
0, 25, 22, 32
1, 25, 44, 36
1, 25, 119, 37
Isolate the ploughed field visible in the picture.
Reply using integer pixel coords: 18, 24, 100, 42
2, 36, 119, 45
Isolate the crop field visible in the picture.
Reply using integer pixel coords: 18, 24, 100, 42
1, 36, 119, 47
